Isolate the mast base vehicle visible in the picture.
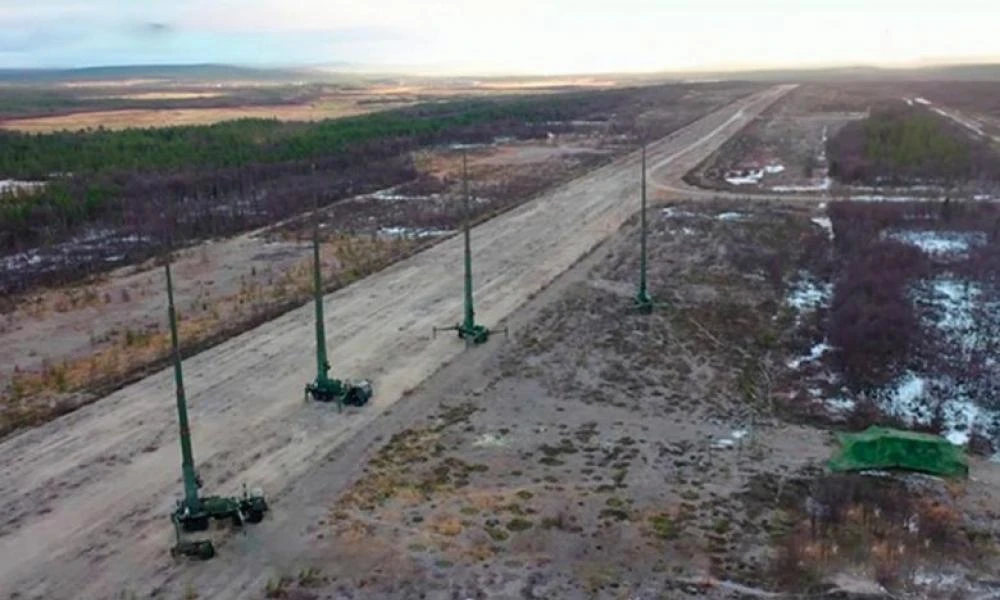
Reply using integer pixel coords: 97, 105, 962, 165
433, 322, 507, 346
170, 486, 268, 560
634, 291, 653, 314
305, 375, 372, 405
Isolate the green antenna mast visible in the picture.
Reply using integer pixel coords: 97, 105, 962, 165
634, 143, 653, 314
165, 256, 268, 561
304, 202, 373, 408
168, 259, 202, 520
435, 148, 505, 345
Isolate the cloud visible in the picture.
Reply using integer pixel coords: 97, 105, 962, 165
1, 0, 999, 71
140, 22, 173, 36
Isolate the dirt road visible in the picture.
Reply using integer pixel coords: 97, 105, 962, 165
0, 84, 791, 599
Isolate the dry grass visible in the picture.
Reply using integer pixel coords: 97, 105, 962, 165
0, 101, 390, 132
0, 234, 420, 436
770, 473, 983, 593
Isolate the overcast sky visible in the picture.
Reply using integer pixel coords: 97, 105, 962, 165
1, 0, 998, 73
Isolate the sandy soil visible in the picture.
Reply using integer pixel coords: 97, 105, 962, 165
0, 86, 790, 599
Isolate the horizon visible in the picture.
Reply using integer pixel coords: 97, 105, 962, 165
3, 57, 1000, 80
3, 1, 1000, 74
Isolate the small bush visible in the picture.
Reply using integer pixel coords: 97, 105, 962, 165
649, 514, 678, 539
506, 518, 534, 532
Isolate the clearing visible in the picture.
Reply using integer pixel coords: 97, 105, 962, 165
210, 198, 1000, 599
0, 82, 753, 437
0, 86, 791, 598
687, 82, 1000, 201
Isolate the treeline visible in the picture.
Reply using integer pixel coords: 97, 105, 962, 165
0, 83, 707, 293
0, 85, 687, 178
827, 105, 1000, 185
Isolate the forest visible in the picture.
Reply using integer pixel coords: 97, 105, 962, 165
827, 104, 1000, 185
0, 82, 715, 294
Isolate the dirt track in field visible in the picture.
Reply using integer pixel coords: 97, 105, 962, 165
0, 84, 792, 599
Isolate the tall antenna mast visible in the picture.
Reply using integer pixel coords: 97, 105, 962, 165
434, 147, 505, 345
461, 150, 477, 336
167, 259, 201, 514
166, 252, 269, 561
635, 143, 653, 313
304, 194, 373, 408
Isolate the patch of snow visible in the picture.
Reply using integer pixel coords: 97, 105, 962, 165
872, 371, 989, 447
661, 207, 703, 219
786, 274, 833, 312
472, 433, 509, 448
681, 227, 697, 236
905, 98, 915, 106
886, 230, 985, 257
770, 177, 832, 192
377, 226, 452, 239
942, 401, 979, 446
974, 194, 992, 201
850, 194, 920, 202
826, 396, 857, 413
716, 212, 745, 221
915, 97, 932, 105
449, 142, 488, 150
811, 216, 833, 240
931, 107, 985, 137
725, 169, 764, 186
883, 372, 927, 420
925, 278, 980, 349
912, 570, 961, 588
724, 164, 786, 185
369, 187, 444, 203
0, 179, 45, 194
712, 429, 751, 450
788, 341, 831, 369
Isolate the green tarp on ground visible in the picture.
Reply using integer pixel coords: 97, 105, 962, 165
828, 426, 968, 478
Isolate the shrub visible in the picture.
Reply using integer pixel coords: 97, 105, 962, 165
828, 240, 929, 389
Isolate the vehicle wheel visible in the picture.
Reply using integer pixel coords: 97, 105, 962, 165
246, 508, 265, 524
180, 515, 210, 532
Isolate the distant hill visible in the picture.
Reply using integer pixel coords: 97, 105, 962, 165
676, 63, 1000, 83
3, 61, 1000, 85
0, 64, 332, 84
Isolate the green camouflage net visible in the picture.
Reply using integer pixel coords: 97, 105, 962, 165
829, 426, 968, 478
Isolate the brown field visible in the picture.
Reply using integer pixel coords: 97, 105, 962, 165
0, 101, 391, 131
471, 77, 619, 89
94, 91, 228, 100
0, 75, 639, 132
